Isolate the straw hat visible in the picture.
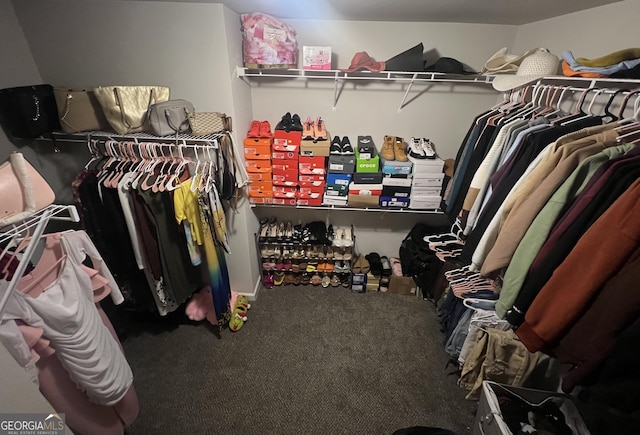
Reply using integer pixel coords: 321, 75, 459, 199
491, 48, 560, 92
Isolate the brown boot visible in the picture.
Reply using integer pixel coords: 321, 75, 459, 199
380, 135, 396, 160
394, 137, 408, 162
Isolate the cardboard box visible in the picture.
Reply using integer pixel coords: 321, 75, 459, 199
272, 198, 297, 206
381, 159, 413, 175
408, 155, 445, 173
244, 144, 271, 160
244, 137, 273, 147
272, 150, 299, 160
380, 196, 410, 208
328, 155, 355, 174
408, 196, 441, 210
272, 138, 300, 153
272, 167, 298, 183
322, 194, 348, 206
272, 186, 297, 199
410, 187, 442, 196
348, 182, 383, 196
473, 381, 589, 435
274, 130, 302, 146
248, 184, 273, 198
272, 158, 297, 171
353, 172, 383, 184
300, 139, 331, 157
297, 190, 322, 205
355, 147, 380, 173
325, 183, 349, 197
249, 196, 273, 205
298, 174, 325, 183
298, 181, 325, 195
303, 46, 332, 70
389, 275, 417, 295
411, 174, 444, 187
366, 272, 380, 292
348, 194, 380, 208
351, 273, 367, 293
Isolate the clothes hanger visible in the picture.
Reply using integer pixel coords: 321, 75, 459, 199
601, 88, 629, 123
140, 143, 166, 191
190, 144, 204, 192
165, 142, 190, 191
555, 86, 595, 125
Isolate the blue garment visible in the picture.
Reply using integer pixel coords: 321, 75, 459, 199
562, 51, 640, 74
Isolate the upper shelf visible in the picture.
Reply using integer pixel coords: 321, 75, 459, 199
236, 66, 496, 112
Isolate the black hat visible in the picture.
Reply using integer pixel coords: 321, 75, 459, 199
424, 57, 477, 75
384, 43, 425, 72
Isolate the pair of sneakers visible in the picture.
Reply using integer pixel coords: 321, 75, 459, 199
380, 136, 408, 162
330, 136, 354, 155
247, 120, 273, 138
409, 137, 436, 159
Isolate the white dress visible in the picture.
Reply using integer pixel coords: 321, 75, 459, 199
0, 231, 132, 406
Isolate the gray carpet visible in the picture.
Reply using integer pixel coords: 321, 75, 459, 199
122, 286, 478, 435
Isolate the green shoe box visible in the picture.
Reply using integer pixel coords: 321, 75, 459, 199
355, 147, 380, 173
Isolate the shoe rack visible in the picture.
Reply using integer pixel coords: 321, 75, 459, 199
257, 219, 356, 289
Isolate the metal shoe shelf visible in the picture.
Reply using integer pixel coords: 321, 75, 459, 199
236, 66, 495, 112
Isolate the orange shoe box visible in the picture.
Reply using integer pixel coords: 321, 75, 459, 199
272, 197, 297, 206
248, 172, 272, 183
244, 145, 271, 160
244, 137, 273, 146
274, 130, 302, 146
245, 159, 272, 173
249, 196, 273, 205
248, 181, 273, 198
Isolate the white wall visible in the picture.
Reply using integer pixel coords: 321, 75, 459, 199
11, 0, 259, 296
514, 0, 640, 60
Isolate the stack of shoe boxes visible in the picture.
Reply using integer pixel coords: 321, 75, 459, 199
380, 158, 413, 209
245, 136, 274, 204
324, 154, 354, 206
408, 155, 445, 210
298, 154, 325, 206
272, 130, 301, 205
348, 136, 382, 208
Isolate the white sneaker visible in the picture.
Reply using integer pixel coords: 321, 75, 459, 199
409, 137, 426, 159
421, 138, 436, 159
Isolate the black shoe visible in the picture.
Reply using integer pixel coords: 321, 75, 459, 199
290, 114, 304, 132
341, 136, 354, 155
365, 252, 382, 277
357, 136, 375, 155
330, 136, 342, 155
275, 112, 292, 131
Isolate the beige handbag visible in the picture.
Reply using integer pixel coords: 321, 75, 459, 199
0, 152, 55, 228
187, 112, 232, 137
93, 86, 170, 134
54, 87, 110, 133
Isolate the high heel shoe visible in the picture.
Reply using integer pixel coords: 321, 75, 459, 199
314, 117, 328, 141
302, 117, 314, 140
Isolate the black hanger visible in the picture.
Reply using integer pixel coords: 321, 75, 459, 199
602, 88, 629, 122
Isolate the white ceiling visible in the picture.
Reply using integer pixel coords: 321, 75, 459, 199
117, 0, 624, 25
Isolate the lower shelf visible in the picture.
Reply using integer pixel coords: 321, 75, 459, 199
250, 204, 443, 214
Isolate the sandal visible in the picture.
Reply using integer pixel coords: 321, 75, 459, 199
301, 272, 311, 285
330, 274, 341, 287
284, 271, 294, 285
311, 273, 322, 286
342, 247, 352, 261
274, 271, 285, 286
340, 273, 351, 288
292, 272, 302, 285
321, 273, 331, 288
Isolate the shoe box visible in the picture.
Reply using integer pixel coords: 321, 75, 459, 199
328, 155, 355, 174
300, 139, 331, 157
326, 172, 351, 186
248, 172, 272, 183
411, 173, 444, 187
389, 275, 418, 295
299, 173, 325, 183
347, 194, 380, 208
366, 272, 380, 292
350, 273, 367, 293
408, 196, 441, 210
355, 146, 380, 173
299, 180, 325, 195
245, 159, 272, 173
272, 168, 298, 185
299, 155, 326, 175
302, 46, 332, 70
382, 174, 412, 187
382, 185, 411, 198
274, 130, 302, 146
272, 139, 299, 160
325, 183, 349, 197
296, 190, 323, 206
353, 172, 383, 184
380, 196, 410, 208
244, 137, 273, 160
323, 194, 348, 206
349, 182, 382, 196
247, 180, 273, 198
381, 159, 413, 175
408, 155, 444, 173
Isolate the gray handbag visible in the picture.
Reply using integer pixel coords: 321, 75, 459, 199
147, 99, 194, 136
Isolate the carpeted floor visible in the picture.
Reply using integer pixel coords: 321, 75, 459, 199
121, 285, 478, 435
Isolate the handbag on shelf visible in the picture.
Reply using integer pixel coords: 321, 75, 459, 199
147, 99, 195, 136
187, 112, 232, 137
93, 85, 170, 135
0, 84, 61, 139
53, 87, 110, 133
0, 152, 55, 228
